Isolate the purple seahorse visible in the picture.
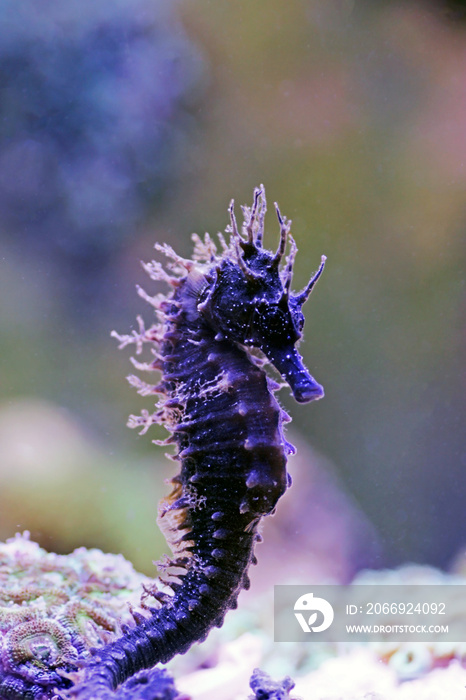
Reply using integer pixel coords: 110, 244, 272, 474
71, 185, 325, 698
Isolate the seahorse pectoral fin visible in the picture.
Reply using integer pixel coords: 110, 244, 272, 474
261, 344, 324, 403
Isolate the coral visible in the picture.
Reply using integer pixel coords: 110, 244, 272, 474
248, 669, 295, 700
0, 532, 155, 699
110, 668, 178, 700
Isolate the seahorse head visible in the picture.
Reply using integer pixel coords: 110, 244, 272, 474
198, 185, 325, 404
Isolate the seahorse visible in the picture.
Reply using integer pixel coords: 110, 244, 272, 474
71, 185, 325, 698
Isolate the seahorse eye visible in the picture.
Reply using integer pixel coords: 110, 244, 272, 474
254, 304, 288, 339
264, 305, 286, 329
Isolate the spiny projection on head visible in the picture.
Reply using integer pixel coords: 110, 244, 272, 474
70, 185, 326, 698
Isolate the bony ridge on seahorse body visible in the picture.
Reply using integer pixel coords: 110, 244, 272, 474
70, 185, 325, 698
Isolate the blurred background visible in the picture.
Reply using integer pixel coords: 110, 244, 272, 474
0, 0, 465, 583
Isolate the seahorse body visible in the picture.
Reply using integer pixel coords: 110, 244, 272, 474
72, 186, 325, 698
